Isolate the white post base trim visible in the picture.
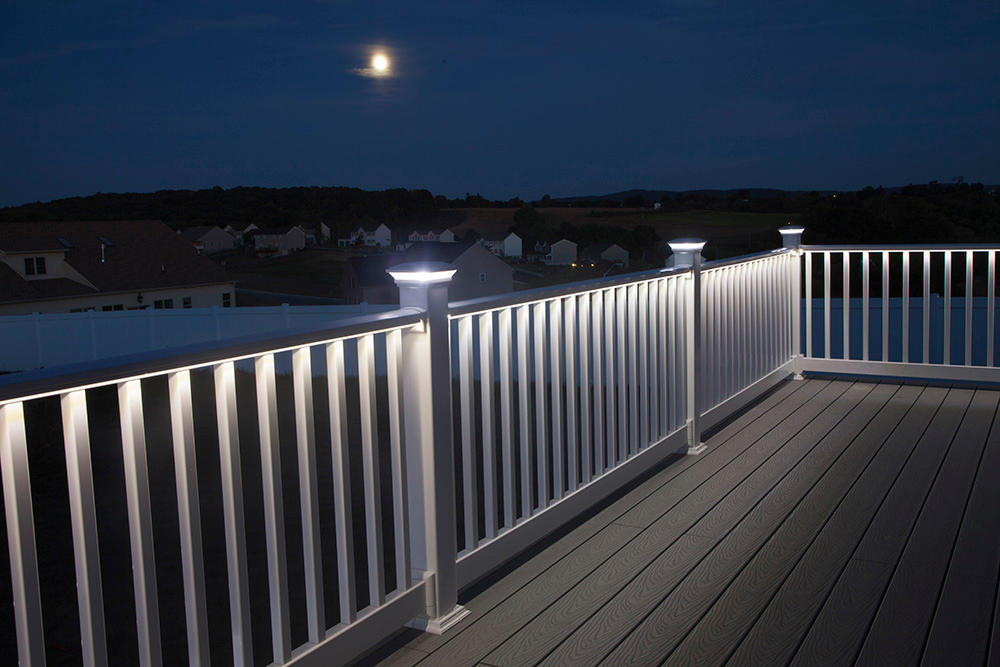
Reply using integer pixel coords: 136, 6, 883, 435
793, 373, 804, 381
406, 604, 470, 635
683, 443, 706, 455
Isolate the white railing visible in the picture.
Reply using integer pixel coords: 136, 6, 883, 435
700, 251, 797, 419
799, 245, 1000, 383
444, 245, 798, 586
4, 229, 997, 666
0, 309, 429, 667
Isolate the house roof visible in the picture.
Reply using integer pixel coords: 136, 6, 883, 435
256, 225, 301, 235
403, 241, 474, 264
0, 263, 95, 300
178, 225, 221, 242
0, 220, 231, 304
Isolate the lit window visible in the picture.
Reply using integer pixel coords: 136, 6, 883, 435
222, 292, 232, 307
24, 258, 35, 275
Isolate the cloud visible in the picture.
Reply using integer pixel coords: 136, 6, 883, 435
348, 66, 393, 78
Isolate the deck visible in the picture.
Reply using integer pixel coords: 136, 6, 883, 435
362, 378, 1000, 666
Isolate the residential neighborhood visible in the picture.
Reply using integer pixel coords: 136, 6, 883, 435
0, 220, 235, 314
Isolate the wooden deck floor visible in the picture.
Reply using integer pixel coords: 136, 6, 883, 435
360, 378, 1000, 667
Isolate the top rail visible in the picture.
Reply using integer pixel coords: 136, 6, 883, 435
701, 247, 792, 271
0, 307, 423, 404
802, 243, 1000, 251
449, 264, 690, 317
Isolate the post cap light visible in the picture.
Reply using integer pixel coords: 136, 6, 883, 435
667, 238, 707, 253
778, 225, 805, 249
387, 261, 457, 285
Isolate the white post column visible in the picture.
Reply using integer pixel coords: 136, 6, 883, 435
388, 262, 470, 635
669, 239, 707, 455
780, 225, 806, 379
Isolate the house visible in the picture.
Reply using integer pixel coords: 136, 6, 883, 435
178, 225, 235, 254
301, 222, 332, 246
547, 239, 578, 266
317, 222, 331, 244
404, 242, 514, 301
351, 223, 393, 247
338, 223, 392, 248
223, 223, 260, 245
344, 242, 514, 304
582, 242, 630, 267
480, 232, 522, 258
408, 228, 456, 244
0, 220, 235, 315
253, 225, 306, 256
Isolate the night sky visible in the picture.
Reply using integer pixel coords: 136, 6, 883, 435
2, 1, 997, 207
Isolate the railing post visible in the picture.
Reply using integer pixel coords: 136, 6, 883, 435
780, 225, 806, 379
669, 239, 707, 455
388, 262, 470, 635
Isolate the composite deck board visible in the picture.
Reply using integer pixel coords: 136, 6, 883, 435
596, 383, 892, 666
922, 397, 1000, 666
662, 384, 921, 667
406, 381, 830, 666
616, 379, 831, 528
790, 388, 975, 666
485, 381, 864, 665
383, 378, 809, 659
854, 390, 998, 666
363, 381, 1000, 667
724, 386, 948, 667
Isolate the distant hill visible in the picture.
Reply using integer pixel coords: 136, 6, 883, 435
554, 188, 838, 204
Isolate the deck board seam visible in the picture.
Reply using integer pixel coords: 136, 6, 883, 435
780, 386, 952, 665
917, 391, 1000, 664
847, 388, 975, 666
715, 384, 932, 667
656, 383, 908, 665
574, 382, 876, 664
988, 554, 1000, 665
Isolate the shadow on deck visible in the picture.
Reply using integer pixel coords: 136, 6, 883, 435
359, 378, 1000, 666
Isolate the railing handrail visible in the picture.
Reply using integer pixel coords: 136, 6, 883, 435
0, 306, 423, 404
801, 243, 1000, 251
701, 247, 792, 271
448, 264, 690, 317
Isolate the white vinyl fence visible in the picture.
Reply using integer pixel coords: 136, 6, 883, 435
0, 304, 394, 372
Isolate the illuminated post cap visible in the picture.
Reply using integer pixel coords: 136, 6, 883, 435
668, 238, 707, 268
387, 261, 458, 285
778, 225, 805, 249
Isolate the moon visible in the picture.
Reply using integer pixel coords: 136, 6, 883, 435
372, 53, 389, 74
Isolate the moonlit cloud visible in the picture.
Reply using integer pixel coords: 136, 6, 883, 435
348, 66, 392, 78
